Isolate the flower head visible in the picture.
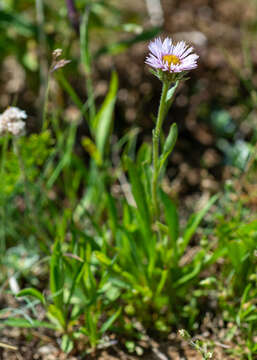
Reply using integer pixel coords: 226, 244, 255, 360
0, 106, 27, 136
145, 37, 199, 78
50, 48, 71, 73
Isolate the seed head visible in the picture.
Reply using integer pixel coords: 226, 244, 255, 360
51, 48, 71, 73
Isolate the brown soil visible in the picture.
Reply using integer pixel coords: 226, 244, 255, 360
0, 327, 236, 360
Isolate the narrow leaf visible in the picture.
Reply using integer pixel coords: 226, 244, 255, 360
165, 81, 179, 103
3, 318, 56, 329
0, 10, 36, 37
50, 240, 64, 310
82, 137, 102, 166
94, 71, 118, 157
160, 190, 179, 260
124, 156, 150, 228
174, 262, 202, 288
80, 7, 91, 74
61, 335, 74, 353
17, 288, 46, 305
180, 195, 218, 255
159, 123, 178, 171
100, 307, 121, 334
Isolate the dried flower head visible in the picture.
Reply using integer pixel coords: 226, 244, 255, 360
51, 48, 71, 73
0, 106, 27, 136
51, 59, 71, 73
52, 48, 63, 60
146, 37, 199, 80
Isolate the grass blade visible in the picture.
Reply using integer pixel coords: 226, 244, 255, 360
94, 71, 118, 157
180, 195, 218, 256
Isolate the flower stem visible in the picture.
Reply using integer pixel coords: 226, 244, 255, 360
42, 72, 50, 131
0, 135, 9, 258
36, 0, 48, 128
80, 7, 96, 127
152, 80, 170, 218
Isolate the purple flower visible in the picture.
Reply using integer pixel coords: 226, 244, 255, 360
145, 37, 199, 74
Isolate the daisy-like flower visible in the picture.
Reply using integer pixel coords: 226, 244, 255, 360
0, 106, 27, 136
145, 37, 199, 77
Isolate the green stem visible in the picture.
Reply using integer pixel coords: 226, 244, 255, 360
42, 72, 50, 131
36, 0, 48, 128
152, 80, 170, 218
80, 7, 96, 127
0, 136, 9, 258
1, 135, 8, 175
57, 72, 90, 123
86, 74, 95, 124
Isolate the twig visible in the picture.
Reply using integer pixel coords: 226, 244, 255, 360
0, 342, 18, 351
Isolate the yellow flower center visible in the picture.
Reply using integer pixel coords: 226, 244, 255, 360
162, 54, 181, 67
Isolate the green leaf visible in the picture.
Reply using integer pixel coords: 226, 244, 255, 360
65, 262, 85, 309
241, 284, 252, 306
95, 252, 113, 266
160, 189, 179, 260
156, 269, 168, 295
227, 241, 247, 272
174, 262, 202, 288
124, 156, 150, 229
16, 288, 46, 305
165, 81, 179, 103
100, 307, 121, 334
159, 123, 178, 171
47, 304, 66, 330
80, 7, 91, 75
61, 335, 74, 353
106, 192, 118, 236
95, 252, 145, 292
50, 240, 64, 310
57, 72, 89, 121
180, 195, 218, 256
136, 142, 152, 168
47, 123, 77, 188
94, 71, 118, 157
0, 10, 36, 37
163, 81, 179, 118
70, 225, 101, 251
2, 318, 56, 330
85, 308, 98, 347
82, 136, 102, 166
